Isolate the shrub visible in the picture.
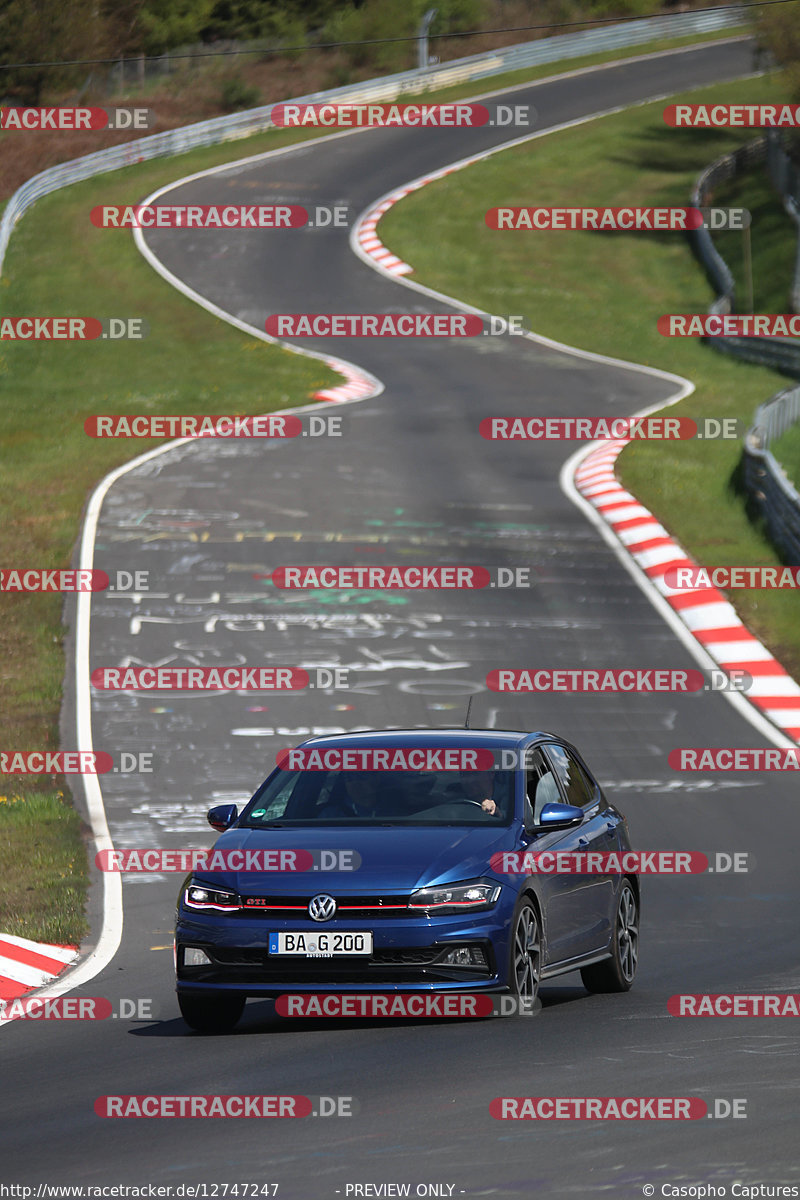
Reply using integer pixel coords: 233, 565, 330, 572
219, 74, 261, 109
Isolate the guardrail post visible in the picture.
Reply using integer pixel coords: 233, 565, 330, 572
418, 9, 437, 71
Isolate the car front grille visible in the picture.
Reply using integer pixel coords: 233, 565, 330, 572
237, 895, 419, 920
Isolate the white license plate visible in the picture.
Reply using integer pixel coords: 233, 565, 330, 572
268, 931, 373, 957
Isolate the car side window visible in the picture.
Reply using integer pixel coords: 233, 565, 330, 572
525, 748, 563, 824
545, 744, 596, 809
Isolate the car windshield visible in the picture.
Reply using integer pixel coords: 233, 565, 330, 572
239, 767, 516, 827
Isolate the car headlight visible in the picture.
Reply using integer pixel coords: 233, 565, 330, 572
409, 881, 501, 913
184, 880, 241, 911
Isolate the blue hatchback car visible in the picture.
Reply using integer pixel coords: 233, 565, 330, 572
174, 728, 639, 1031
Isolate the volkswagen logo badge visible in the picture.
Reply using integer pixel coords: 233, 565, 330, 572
308, 894, 337, 922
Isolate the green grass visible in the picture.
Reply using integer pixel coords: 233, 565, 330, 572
0, 793, 89, 944
379, 73, 800, 678
0, 27, 761, 943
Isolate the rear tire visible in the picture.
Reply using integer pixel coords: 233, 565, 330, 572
178, 993, 245, 1033
580, 881, 638, 993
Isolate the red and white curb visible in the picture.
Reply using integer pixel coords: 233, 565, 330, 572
356, 193, 415, 275
356, 170, 470, 276
0, 934, 79, 1002
313, 356, 378, 402
575, 441, 800, 743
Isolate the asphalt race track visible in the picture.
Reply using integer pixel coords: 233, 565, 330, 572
4, 37, 800, 1198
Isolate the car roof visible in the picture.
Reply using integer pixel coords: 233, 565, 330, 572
296, 728, 559, 752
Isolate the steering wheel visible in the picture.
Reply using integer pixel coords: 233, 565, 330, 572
456, 798, 487, 809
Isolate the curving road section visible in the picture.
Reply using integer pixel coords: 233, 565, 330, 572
4, 38, 799, 1198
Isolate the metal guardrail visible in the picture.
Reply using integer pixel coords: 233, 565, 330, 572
0, 4, 749, 276
690, 133, 800, 374
744, 387, 800, 561
766, 132, 800, 312
691, 136, 800, 559
690, 137, 759, 315
750, 385, 800, 445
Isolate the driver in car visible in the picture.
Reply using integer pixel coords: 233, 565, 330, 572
457, 768, 503, 816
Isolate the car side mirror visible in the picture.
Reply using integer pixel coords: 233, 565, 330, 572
535, 801, 584, 832
207, 803, 238, 832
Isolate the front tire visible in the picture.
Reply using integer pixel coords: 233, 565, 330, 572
580, 881, 638, 993
178, 992, 245, 1033
509, 899, 542, 1003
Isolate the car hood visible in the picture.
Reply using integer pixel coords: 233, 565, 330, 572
194, 824, 516, 895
